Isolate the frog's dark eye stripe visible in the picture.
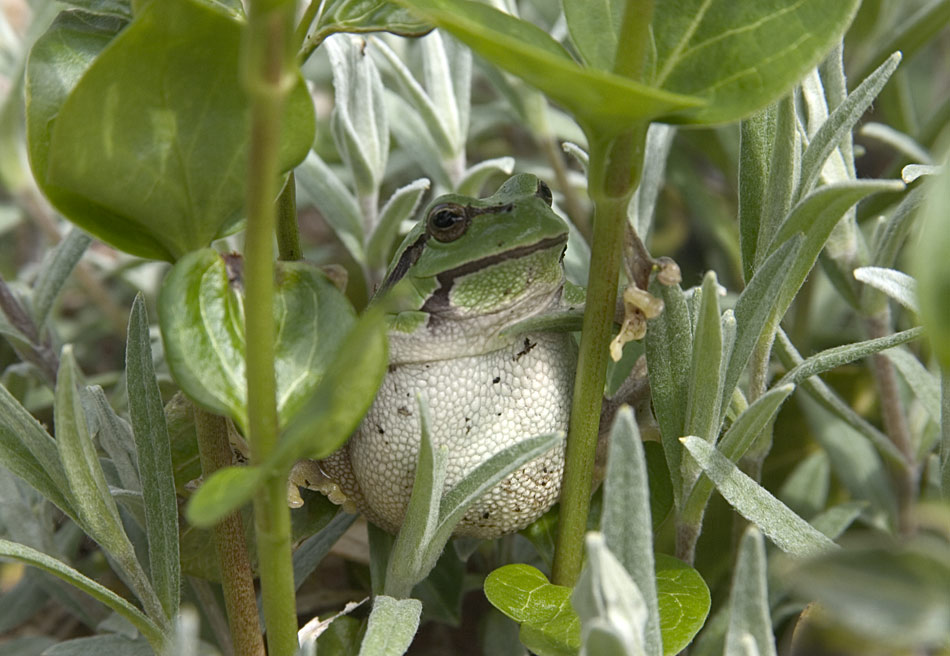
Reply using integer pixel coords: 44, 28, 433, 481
536, 180, 553, 206
427, 202, 470, 243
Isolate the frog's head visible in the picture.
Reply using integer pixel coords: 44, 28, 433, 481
378, 174, 569, 319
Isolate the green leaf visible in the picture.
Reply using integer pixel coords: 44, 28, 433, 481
722, 236, 802, 423
326, 33, 389, 197
184, 465, 265, 528
41, 634, 153, 656
55, 347, 168, 627
295, 152, 365, 264
738, 106, 777, 281
650, 0, 861, 124
680, 436, 837, 557
645, 281, 691, 506
885, 347, 941, 424
685, 272, 724, 446
0, 538, 165, 650
753, 95, 799, 275
601, 408, 661, 656
394, 0, 704, 133
366, 178, 430, 272
853, 0, 950, 83
914, 165, 950, 370
32, 0, 315, 261
654, 554, 710, 656
723, 527, 776, 656
562, 0, 624, 71
125, 294, 179, 620
30, 228, 91, 329
306, 0, 431, 42
358, 595, 423, 656
484, 563, 581, 656
786, 537, 950, 650
0, 383, 76, 518
797, 53, 901, 203
159, 249, 357, 432
385, 397, 446, 599
456, 157, 514, 197
293, 511, 358, 590
778, 451, 830, 520
775, 327, 923, 388
573, 533, 648, 655
853, 266, 919, 313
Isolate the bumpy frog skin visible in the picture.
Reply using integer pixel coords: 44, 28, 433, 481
317, 174, 579, 538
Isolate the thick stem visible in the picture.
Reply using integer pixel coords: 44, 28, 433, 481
552, 129, 645, 586
193, 408, 263, 656
276, 173, 301, 261
866, 311, 918, 535
244, 2, 299, 654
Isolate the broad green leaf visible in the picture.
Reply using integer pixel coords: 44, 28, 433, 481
159, 249, 356, 432
573, 533, 648, 655
723, 527, 776, 656
644, 281, 691, 506
785, 537, 950, 650
853, 266, 919, 313
25, 10, 130, 237
0, 538, 164, 650
775, 327, 923, 388
915, 166, 950, 369
562, 0, 624, 71
484, 563, 581, 656
0, 383, 75, 518
126, 295, 179, 620
685, 272, 724, 447
654, 554, 709, 656
30, 228, 91, 329
184, 465, 265, 528
650, 0, 861, 124
601, 408, 660, 656
394, 0, 704, 133
304, 0, 431, 45
33, 0, 315, 261
797, 53, 901, 203
680, 436, 836, 557
358, 595, 423, 656
62, 0, 133, 19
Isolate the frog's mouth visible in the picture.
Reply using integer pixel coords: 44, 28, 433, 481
419, 232, 569, 316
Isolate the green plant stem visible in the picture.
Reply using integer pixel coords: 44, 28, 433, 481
293, 0, 323, 50
193, 408, 263, 656
276, 173, 302, 261
244, 2, 299, 654
552, 129, 644, 586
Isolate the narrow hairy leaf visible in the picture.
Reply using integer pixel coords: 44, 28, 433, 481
601, 408, 661, 656
358, 595, 423, 656
775, 327, 923, 388
366, 178, 431, 271
31, 228, 91, 329
295, 152, 365, 264
738, 105, 777, 282
0, 539, 164, 650
724, 527, 776, 656
681, 437, 836, 557
854, 267, 919, 313
685, 272, 724, 446
797, 53, 901, 202
645, 281, 691, 505
126, 295, 179, 619
885, 348, 941, 423
916, 165, 950, 369
754, 95, 799, 274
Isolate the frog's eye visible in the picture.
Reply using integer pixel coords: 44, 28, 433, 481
427, 203, 470, 242
536, 180, 553, 206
